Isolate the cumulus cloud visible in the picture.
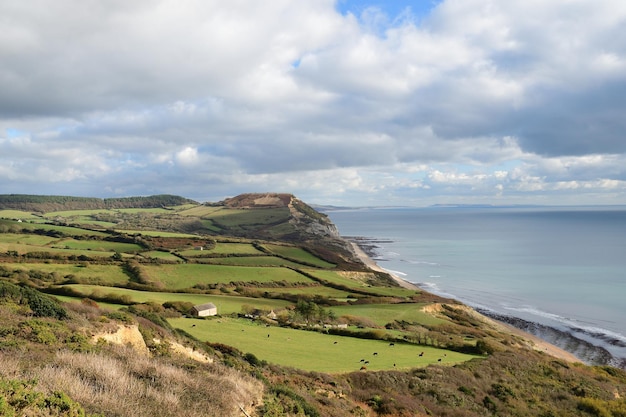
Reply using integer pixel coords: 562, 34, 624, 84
1, 0, 625, 205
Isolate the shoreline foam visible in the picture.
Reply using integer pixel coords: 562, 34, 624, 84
349, 240, 582, 364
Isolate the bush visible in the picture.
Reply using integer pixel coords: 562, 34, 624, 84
0, 282, 67, 319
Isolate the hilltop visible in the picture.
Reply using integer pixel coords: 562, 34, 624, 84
1, 193, 625, 416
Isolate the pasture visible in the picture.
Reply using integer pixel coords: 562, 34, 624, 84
140, 250, 182, 261
62, 285, 291, 313
179, 242, 264, 257
4, 220, 108, 237
8, 263, 129, 285
192, 256, 308, 268
0, 210, 40, 220
49, 238, 143, 253
330, 303, 447, 328
205, 208, 290, 227
170, 317, 480, 373
141, 264, 315, 289
115, 230, 198, 238
263, 244, 336, 268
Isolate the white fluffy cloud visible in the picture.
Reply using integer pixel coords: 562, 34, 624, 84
1, 0, 625, 205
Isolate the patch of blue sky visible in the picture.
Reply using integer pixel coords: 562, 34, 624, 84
335, 0, 440, 22
5, 128, 27, 138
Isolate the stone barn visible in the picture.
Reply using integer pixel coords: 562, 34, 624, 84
190, 302, 217, 317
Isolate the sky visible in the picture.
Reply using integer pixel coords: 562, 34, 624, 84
1, 0, 626, 206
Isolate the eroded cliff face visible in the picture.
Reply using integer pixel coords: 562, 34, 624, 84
287, 196, 340, 239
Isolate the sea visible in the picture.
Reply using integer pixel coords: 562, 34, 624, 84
325, 206, 626, 369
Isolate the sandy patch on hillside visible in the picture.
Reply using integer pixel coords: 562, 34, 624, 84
158, 339, 213, 363
92, 324, 149, 355
92, 324, 213, 363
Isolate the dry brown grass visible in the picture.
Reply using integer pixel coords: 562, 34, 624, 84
38, 347, 263, 417
0, 346, 263, 417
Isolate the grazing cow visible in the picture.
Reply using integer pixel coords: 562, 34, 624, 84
360, 366, 367, 371
360, 359, 365, 362
419, 352, 424, 357
373, 352, 378, 356
364, 361, 369, 364
438, 358, 442, 362
333, 341, 338, 344
389, 343, 395, 346
191, 324, 196, 327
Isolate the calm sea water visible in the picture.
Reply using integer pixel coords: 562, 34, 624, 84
326, 206, 626, 368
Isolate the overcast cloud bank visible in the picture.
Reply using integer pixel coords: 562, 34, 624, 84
1, 0, 625, 205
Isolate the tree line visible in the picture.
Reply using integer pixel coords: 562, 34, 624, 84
0, 194, 197, 212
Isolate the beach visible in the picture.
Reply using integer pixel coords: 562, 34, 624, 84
350, 241, 581, 364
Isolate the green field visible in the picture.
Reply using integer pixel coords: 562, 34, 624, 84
254, 285, 350, 298
49, 238, 144, 253
0, 210, 40, 219
178, 242, 264, 257
43, 209, 114, 218
263, 244, 336, 268
192, 256, 308, 268
62, 285, 290, 313
8, 263, 129, 285
116, 230, 198, 238
0, 219, 107, 236
0, 233, 59, 246
329, 303, 446, 327
170, 317, 480, 373
140, 250, 182, 261
141, 264, 315, 289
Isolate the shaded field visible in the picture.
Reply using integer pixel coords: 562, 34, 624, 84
115, 230, 198, 238
0, 219, 108, 236
251, 286, 350, 298
140, 250, 182, 261
7, 263, 129, 285
263, 244, 336, 268
49, 238, 143, 253
0, 233, 59, 246
192, 256, 307, 268
61, 285, 291, 313
141, 264, 315, 289
170, 317, 479, 373
0, 210, 41, 219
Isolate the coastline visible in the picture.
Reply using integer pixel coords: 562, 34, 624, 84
350, 241, 582, 364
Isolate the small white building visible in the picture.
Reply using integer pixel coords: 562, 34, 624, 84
190, 302, 217, 317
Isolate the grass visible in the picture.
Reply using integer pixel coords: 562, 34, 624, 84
178, 205, 224, 217
205, 208, 290, 227
254, 286, 351, 298
1, 220, 108, 236
115, 230, 198, 238
0, 210, 40, 219
61, 285, 291, 313
49, 239, 143, 253
9, 263, 129, 285
0, 233, 59, 246
140, 251, 182, 261
42, 209, 115, 218
170, 317, 479, 373
330, 303, 447, 327
141, 264, 315, 289
193, 256, 309, 268
263, 244, 336, 268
